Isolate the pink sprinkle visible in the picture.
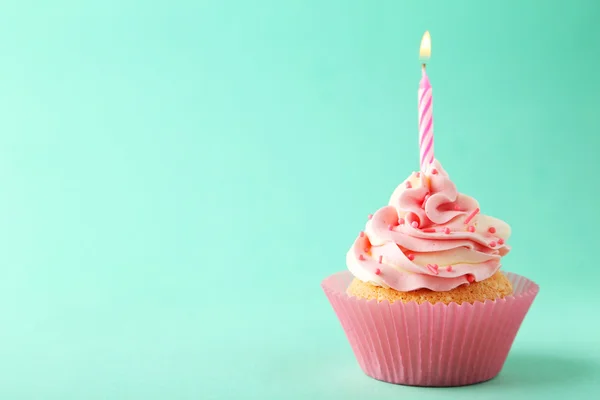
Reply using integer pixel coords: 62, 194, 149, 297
453, 204, 461, 211
431, 169, 438, 175
359, 231, 365, 237
464, 207, 480, 225
467, 225, 475, 232
375, 268, 381, 275
489, 241, 497, 248
406, 181, 412, 189
427, 264, 439, 275
423, 228, 436, 233
398, 218, 405, 225
498, 238, 505, 245
488, 227, 496, 234
378, 255, 383, 264
388, 224, 394, 231
467, 274, 475, 283
368, 214, 373, 220
358, 254, 365, 261
446, 265, 453, 272
411, 221, 419, 228
416, 172, 420, 178
443, 227, 451, 234
407, 253, 415, 261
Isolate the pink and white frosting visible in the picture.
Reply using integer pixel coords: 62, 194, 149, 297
347, 160, 511, 292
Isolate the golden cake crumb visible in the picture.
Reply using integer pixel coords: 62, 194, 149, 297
347, 271, 513, 305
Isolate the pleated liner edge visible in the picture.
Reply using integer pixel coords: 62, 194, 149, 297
321, 271, 539, 387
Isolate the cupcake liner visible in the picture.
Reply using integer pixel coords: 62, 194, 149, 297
322, 271, 539, 387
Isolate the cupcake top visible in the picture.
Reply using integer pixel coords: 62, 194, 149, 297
347, 159, 511, 292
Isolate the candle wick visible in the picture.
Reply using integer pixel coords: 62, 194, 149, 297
421, 63, 427, 73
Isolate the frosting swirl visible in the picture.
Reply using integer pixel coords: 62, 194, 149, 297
347, 160, 511, 292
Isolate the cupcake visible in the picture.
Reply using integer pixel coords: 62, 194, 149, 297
322, 160, 539, 387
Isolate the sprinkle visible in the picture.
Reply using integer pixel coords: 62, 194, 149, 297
406, 181, 412, 189
453, 204, 461, 211
416, 172, 420, 178
427, 264, 439, 275
443, 227, 451, 234
375, 268, 381, 275
359, 231, 365, 237
407, 253, 415, 261
489, 241, 497, 248
464, 207, 480, 225
431, 169, 438, 175
467, 225, 475, 232
368, 214, 373, 220
378, 256, 383, 264
488, 227, 496, 234
423, 228, 436, 233
498, 238, 505, 245
446, 265, 453, 272
388, 224, 394, 231
358, 254, 365, 261
398, 218, 405, 225
411, 221, 419, 228
467, 274, 475, 283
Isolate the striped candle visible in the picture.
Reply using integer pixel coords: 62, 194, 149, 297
418, 67, 434, 171
418, 31, 434, 172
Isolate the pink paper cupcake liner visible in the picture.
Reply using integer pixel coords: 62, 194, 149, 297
322, 271, 539, 387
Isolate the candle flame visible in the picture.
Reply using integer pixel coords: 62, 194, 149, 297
419, 31, 431, 61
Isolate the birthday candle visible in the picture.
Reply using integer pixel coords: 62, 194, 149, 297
418, 31, 434, 171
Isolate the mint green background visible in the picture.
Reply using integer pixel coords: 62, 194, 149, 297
0, 1, 599, 399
